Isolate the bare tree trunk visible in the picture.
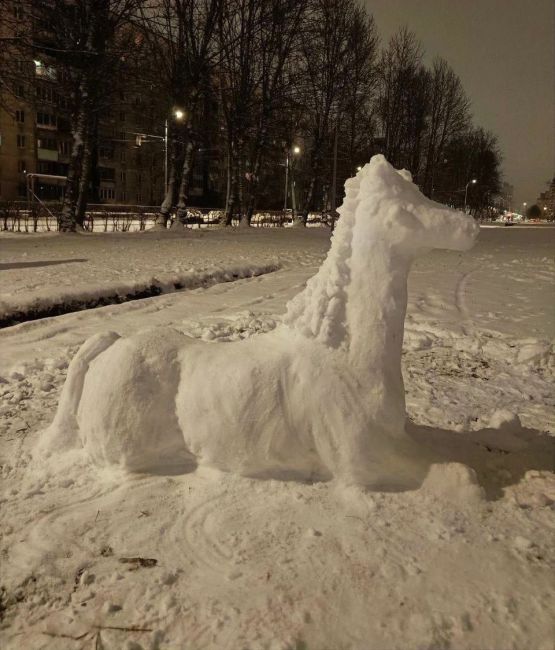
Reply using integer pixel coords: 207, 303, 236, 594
75, 122, 94, 230
173, 138, 195, 228
156, 134, 178, 229
244, 118, 268, 225
224, 148, 233, 226
60, 98, 87, 232
296, 174, 316, 227
297, 143, 323, 227
244, 160, 260, 225
237, 140, 249, 227
224, 138, 238, 226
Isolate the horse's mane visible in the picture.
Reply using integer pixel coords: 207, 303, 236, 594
283, 173, 362, 348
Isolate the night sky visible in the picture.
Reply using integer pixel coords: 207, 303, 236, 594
366, 0, 554, 208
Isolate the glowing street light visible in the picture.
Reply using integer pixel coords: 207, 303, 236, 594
164, 108, 184, 194
464, 178, 477, 212
284, 145, 301, 213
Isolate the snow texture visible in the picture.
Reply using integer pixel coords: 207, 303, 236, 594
2, 211, 554, 650
38, 156, 479, 486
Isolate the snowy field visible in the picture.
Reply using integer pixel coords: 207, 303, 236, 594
1, 221, 554, 649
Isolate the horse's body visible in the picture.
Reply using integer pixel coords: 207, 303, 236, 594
39, 156, 479, 487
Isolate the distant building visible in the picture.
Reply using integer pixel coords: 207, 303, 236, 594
536, 177, 555, 220
497, 182, 514, 212
0, 1, 215, 207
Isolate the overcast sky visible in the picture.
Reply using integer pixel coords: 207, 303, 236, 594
365, 0, 554, 207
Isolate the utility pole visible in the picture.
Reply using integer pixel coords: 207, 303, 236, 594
283, 151, 289, 212
464, 178, 477, 212
164, 109, 184, 196
284, 145, 301, 214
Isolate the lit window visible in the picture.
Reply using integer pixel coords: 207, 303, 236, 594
34, 60, 57, 81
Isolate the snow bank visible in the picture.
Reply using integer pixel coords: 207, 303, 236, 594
39, 156, 479, 487
0, 263, 279, 326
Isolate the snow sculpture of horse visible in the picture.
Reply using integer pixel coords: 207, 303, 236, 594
38, 156, 479, 487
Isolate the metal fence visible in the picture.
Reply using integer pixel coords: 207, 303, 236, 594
0, 202, 330, 232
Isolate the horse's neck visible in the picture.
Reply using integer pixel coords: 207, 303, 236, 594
284, 175, 411, 383
345, 240, 410, 378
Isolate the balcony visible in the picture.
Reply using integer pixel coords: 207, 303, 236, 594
34, 60, 57, 82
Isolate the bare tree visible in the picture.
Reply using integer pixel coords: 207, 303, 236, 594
28, 0, 146, 231
422, 58, 470, 197
216, 0, 262, 225
436, 127, 502, 213
294, 0, 374, 226
376, 28, 429, 176
331, 6, 378, 217
240, 0, 306, 225
137, 0, 223, 229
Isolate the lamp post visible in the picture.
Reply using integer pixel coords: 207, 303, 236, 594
164, 108, 184, 194
522, 202, 527, 218
284, 145, 301, 212
464, 178, 477, 212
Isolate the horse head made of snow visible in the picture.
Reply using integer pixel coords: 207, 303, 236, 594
38, 156, 479, 488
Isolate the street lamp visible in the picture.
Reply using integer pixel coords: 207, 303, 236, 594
464, 178, 477, 212
164, 108, 184, 194
284, 145, 301, 213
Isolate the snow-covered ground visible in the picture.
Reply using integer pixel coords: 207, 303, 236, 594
1, 223, 554, 649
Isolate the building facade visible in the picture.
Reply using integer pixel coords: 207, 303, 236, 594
0, 1, 217, 208
535, 177, 555, 220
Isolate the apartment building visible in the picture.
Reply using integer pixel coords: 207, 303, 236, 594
536, 177, 554, 220
0, 63, 166, 204
0, 1, 217, 207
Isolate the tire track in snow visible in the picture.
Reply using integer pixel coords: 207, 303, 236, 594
455, 269, 478, 336
179, 492, 234, 572
9, 479, 112, 576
